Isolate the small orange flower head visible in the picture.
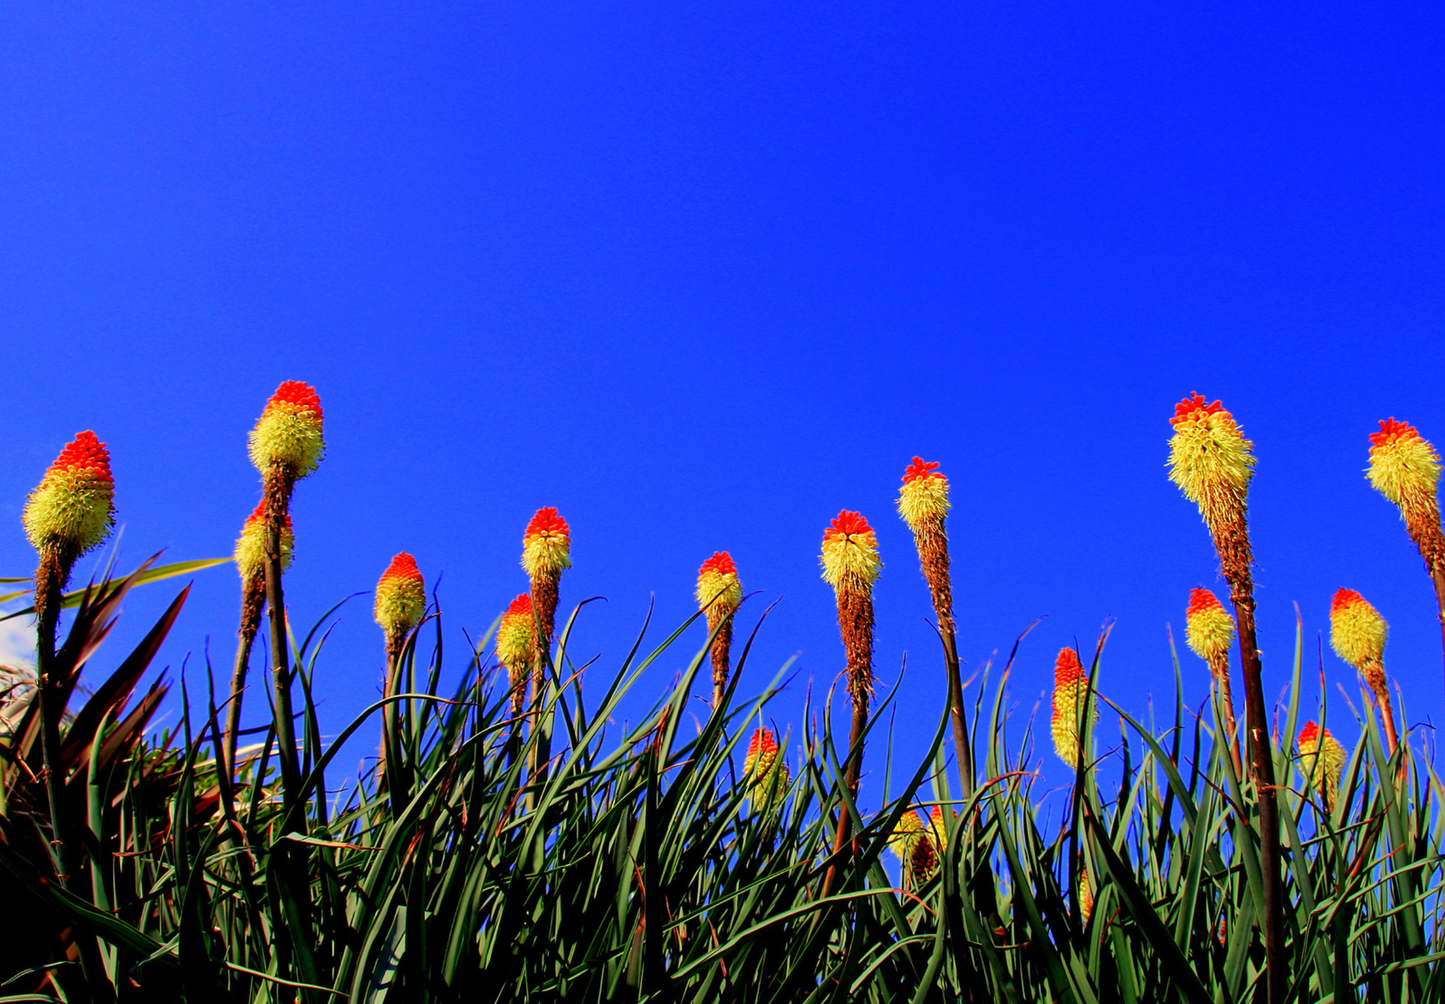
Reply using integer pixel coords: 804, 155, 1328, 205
374, 552, 426, 637
23, 431, 116, 555
249, 381, 325, 478
1051, 647, 1098, 768
820, 510, 882, 592
696, 551, 743, 614
234, 500, 294, 580
1184, 588, 1235, 664
1298, 721, 1346, 806
1368, 418, 1441, 512
1330, 588, 1387, 670
743, 727, 789, 807
1167, 394, 1255, 527
897, 457, 950, 531
521, 507, 572, 579
495, 593, 536, 670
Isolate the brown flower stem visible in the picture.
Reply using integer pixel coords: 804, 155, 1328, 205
708, 612, 734, 709
1216, 519, 1285, 1004
820, 583, 873, 902
262, 469, 301, 802
1433, 565, 1445, 691
33, 544, 76, 880
1209, 656, 1243, 778
527, 570, 560, 789
223, 576, 265, 787
914, 520, 974, 803
378, 631, 408, 805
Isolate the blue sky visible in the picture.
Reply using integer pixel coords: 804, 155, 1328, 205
2, 1, 1443, 807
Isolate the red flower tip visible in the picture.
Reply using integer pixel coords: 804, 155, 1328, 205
524, 506, 570, 539
1370, 417, 1421, 450
47, 431, 113, 484
747, 728, 779, 757
698, 551, 737, 576
378, 552, 423, 586
1187, 587, 1224, 616
823, 510, 873, 540
902, 457, 945, 484
1054, 647, 1085, 685
1331, 587, 1366, 614
1299, 720, 1320, 745
1170, 393, 1229, 427
504, 593, 533, 618
268, 380, 323, 418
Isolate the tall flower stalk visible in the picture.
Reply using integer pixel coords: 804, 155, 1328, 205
247, 380, 324, 799
521, 507, 571, 781
1168, 392, 1284, 1004
1330, 588, 1397, 755
897, 457, 972, 799
696, 552, 743, 708
1367, 418, 1445, 682
374, 553, 426, 800
22, 431, 115, 876
1185, 587, 1241, 775
223, 500, 293, 780
818, 510, 881, 899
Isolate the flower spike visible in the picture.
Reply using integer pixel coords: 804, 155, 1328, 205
1050, 648, 1098, 769
821, 510, 883, 591
248, 380, 325, 479
697, 552, 743, 708
1185, 587, 1241, 772
1330, 588, 1398, 753
521, 507, 572, 579
743, 728, 789, 809
897, 457, 950, 531
496, 594, 537, 714
23, 431, 115, 559
1168, 394, 1255, 532
1298, 721, 1346, 811
375, 553, 427, 643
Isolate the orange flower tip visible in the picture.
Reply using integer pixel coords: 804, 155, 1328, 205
496, 593, 537, 668
374, 552, 426, 636
248, 380, 325, 478
1329, 587, 1387, 669
234, 499, 295, 580
1366, 417, 1441, 509
696, 551, 743, 612
1166, 392, 1255, 521
1184, 587, 1235, 662
521, 506, 572, 578
898, 457, 950, 528
23, 431, 117, 555
1053, 647, 1085, 686
820, 510, 882, 589
1298, 720, 1320, 745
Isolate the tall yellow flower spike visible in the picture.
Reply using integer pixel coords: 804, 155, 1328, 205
1298, 721, 1346, 811
1051, 648, 1098, 769
1168, 393, 1255, 531
23, 431, 116, 558
248, 381, 325, 479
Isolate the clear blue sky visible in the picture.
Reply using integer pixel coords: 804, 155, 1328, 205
2, 1, 1443, 805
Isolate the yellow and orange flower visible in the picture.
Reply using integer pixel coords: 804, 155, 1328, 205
248, 380, 325, 478
1368, 418, 1441, 515
897, 457, 950, 531
1298, 721, 1346, 809
1185, 588, 1235, 664
743, 727, 790, 807
1330, 588, 1387, 674
696, 551, 743, 614
234, 500, 294, 581
23, 431, 116, 555
374, 552, 426, 638
888, 809, 927, 863
820, 510, 882, 591
928, 804, 956, 852
1167, 394, 1255, 529
521, 507, 572, 578
496, 593, 536, 671
1051, 647, 1098, 769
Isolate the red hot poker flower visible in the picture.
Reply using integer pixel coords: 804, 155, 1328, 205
23, 431, 116, 555
375, 552, 426, 638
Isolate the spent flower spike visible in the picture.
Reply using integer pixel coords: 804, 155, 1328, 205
374, 553, 426, 638
897, 457, 950, 530
248, 380, 325, 478
1185, 588, 1235, 664
1168, 393, 1255, 529
522, 507, 572, 578
23, 431, 116, 556
234, 500, 294, 581
820, 510, 882, 590
1051, 647, 1098, 769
